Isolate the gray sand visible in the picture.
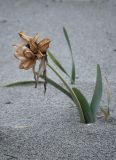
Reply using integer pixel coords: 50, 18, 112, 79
0, 0, 116, 159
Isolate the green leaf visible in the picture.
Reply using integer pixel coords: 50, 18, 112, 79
63, 27, 72, 54
63, 27, 75, 84
71, 62, 76, 84
48, 51, 69, 77
48, 63, 85, 123
72, 87, 93, 123
4, 80, 43, 87
90, 64, 103, 121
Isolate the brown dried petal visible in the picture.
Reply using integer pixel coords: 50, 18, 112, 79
15, 46, 27, 61
19, 32, 31, 43
38, 38, 51, 52
33, 33, 39, 42
23, 48, 35, 58
19, 59, 36, 70
24, 51, 34, 58
29, 38, 38, 53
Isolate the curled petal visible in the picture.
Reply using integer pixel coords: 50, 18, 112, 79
15, 52, 27, 61
23, 49, 35, 58
19, 32, 31, 43
19, 59, 36, 70
33, 33, 39, 42
15, 46, 27, 61
29, 38, 38, 53
38, 38, 51, 52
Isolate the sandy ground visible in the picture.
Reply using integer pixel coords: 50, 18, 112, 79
0, 0, 116, 159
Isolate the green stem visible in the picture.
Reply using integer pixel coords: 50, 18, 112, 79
47, 63, 85, 123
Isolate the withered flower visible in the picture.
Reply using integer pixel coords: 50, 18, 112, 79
14, 32, 51, 92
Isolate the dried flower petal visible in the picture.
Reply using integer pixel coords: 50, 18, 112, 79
33, 33, 39, 42
19, 32, 31, 43
38, 38, 51, 52
15, 46, 26, 61
19, 59, 36, 70
29, 38, 38, 53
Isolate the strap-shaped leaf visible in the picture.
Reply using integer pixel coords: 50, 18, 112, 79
63, 27, 75, 84
63, 27, 72, 54
71, 62, 75, 84
48, 51, 69, 77
4, 80, 42, 87
72, 87, 93, 123
90, 64, 102, 121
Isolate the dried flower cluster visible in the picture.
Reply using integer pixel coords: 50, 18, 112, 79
14, 32, 51, 91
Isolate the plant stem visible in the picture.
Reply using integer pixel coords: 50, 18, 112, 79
47, 63, 85, 123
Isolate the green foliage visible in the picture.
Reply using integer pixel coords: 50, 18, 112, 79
72, 88, 93, 123
63, 27, 75, 84
4, 80, 42, 87
90, 64, 102, 122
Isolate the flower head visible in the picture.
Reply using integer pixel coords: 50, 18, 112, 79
14, 32, 51, 91
15, 32, 50, 70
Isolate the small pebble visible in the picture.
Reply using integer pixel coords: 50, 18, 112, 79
0, 19, 7, 23
5, 101, 12, 104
